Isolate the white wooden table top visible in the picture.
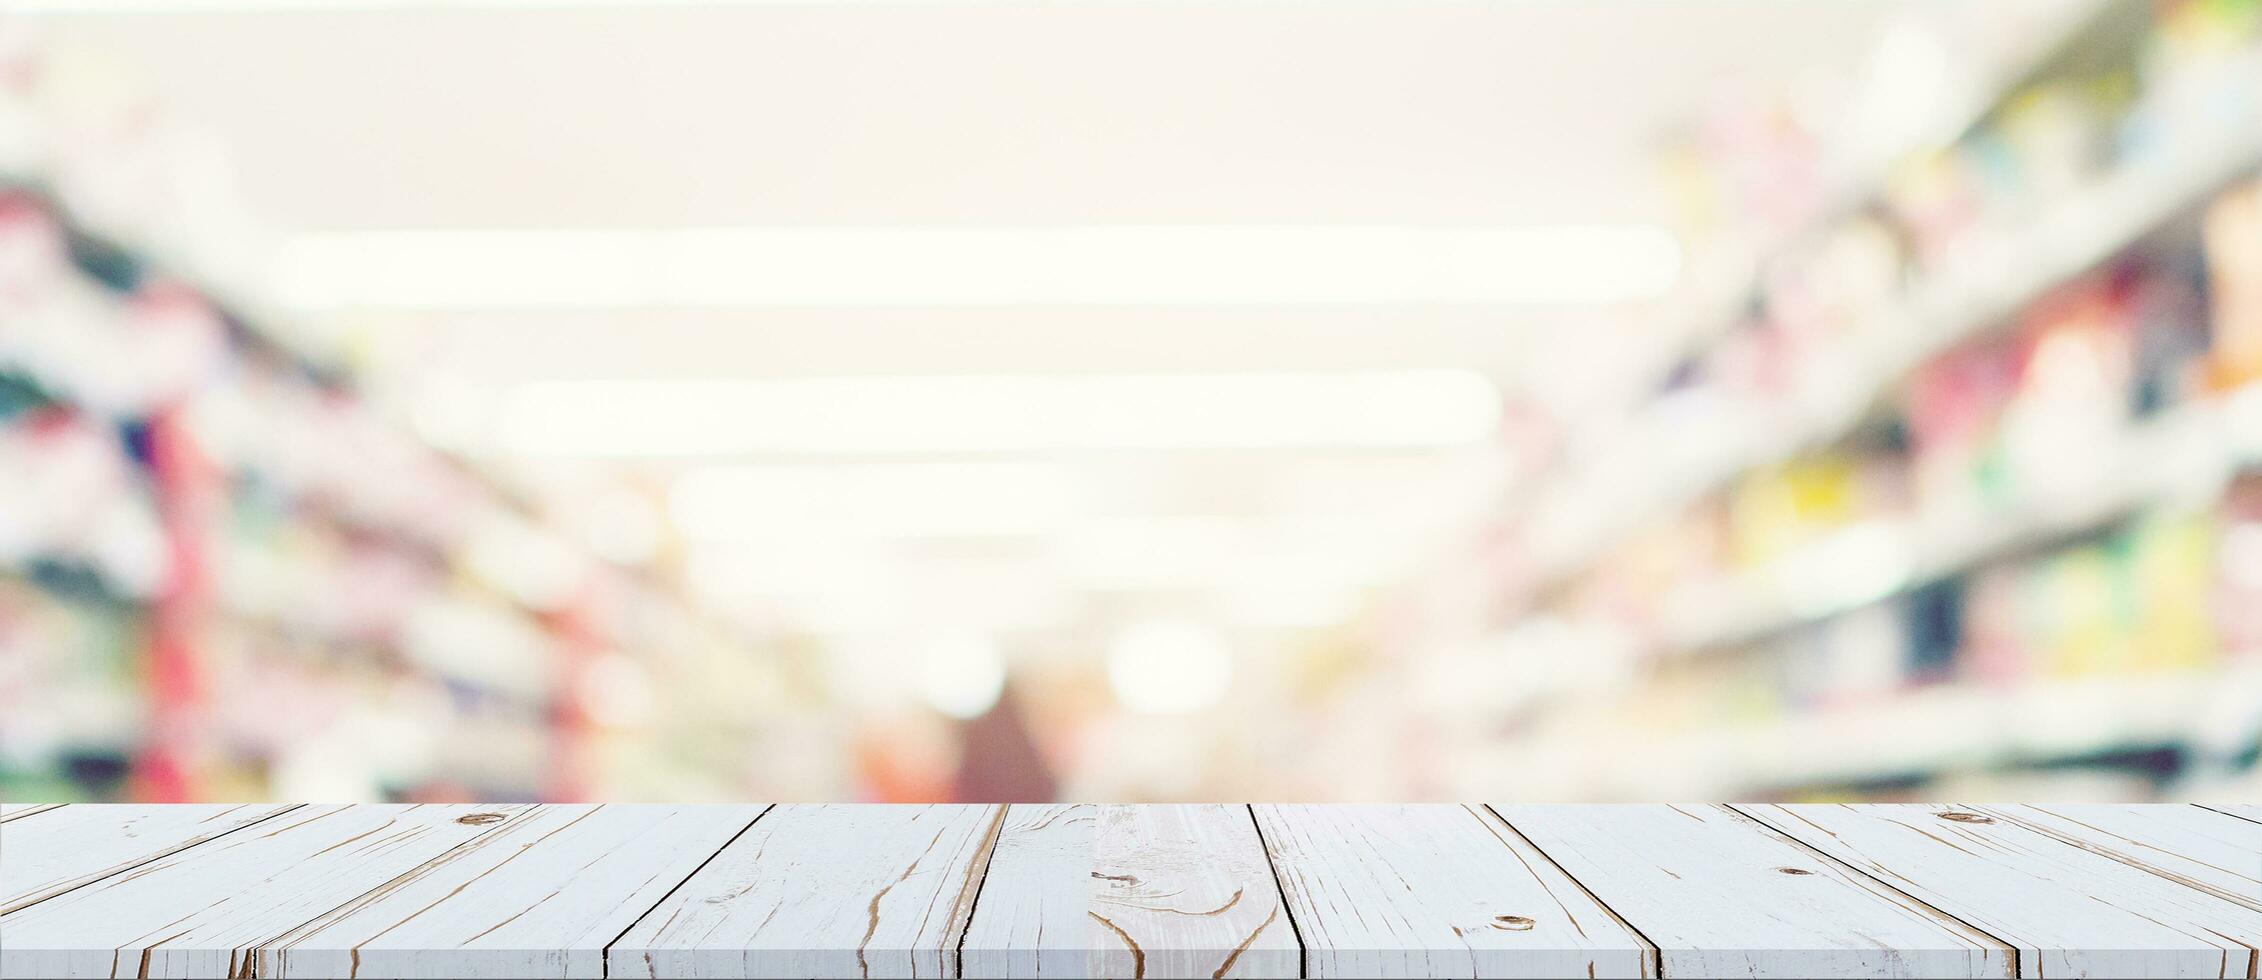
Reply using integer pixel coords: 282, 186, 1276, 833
1, 803, 2259, 979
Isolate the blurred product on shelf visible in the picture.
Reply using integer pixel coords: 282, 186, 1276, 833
0, 29, 831, 804
1396, 0, 2262, 802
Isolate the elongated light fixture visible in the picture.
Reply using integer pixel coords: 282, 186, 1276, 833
491, 369, 1501, 456
271, 225, 1681, 310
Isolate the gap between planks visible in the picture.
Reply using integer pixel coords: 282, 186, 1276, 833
2195, 802, 2262, 827
0, 803, 67, 823
0, 803, 309, 917
950, 805, 1010, 979
1244, 803, 1310, 980
597, 804, 776, 980
1478, 803, 1664, 978
1721, 803, 2027, 979
1737, 803, 2262, 979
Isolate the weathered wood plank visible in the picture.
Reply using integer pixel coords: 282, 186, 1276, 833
9, 803, 2258, 978
953, 804, 1090, 979
2201, 803, 2262, 824
959, 804, 1299, 979
256, 804, 764, 979
1496, 804, 2012, 978
1744, 803, 2262, 978
1256, 804, 1652, 979
0, 803, 529, 979
0, 804, 300, 915
1981, 804, 2262, 913
0, 803, 63, 822
608, 803, 1003, 979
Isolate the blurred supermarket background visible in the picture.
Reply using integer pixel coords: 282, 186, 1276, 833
6, 0, 2262, 805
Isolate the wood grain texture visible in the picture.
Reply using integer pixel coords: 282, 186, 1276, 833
0, 803, 528, 979
959, 804, 1299, 979
1981, 805, 2262, 913
11, 803, 2262, 979
0, 803, 63, 822
1745, 803, 2262, 979
0, 804, 299, 915
256, 804, 765, 979
1256, 804, 1653, 979
1496, 804, 2012, 979
2202, 803, 2262, 824
952, 804, 1093, 979
608, 803, 1003, 979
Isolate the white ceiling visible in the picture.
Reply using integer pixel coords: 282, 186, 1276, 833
31, 0, 1941, 386
39, 1, 1917, 231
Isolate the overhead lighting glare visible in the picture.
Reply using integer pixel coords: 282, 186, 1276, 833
1107, 618, 1233, 715
268, 225, 1682, 310
915, 634, 1008, 720
669, 461, 1076, 540
494, 370, 1501, 457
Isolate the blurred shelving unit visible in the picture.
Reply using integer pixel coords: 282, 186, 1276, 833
0, 32, 831, 804
1414, 0, 2262, 802
1597, 0, 2143, 431
1522, 7, 2262, 587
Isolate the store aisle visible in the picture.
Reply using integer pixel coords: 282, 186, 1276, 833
4, 0, 2261, 805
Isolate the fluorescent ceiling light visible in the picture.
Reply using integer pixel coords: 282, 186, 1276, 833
670, 461, 1077, 540
270, 225, 1681, 310
1051, 515, 1251, 589
494, 370, 1501, 456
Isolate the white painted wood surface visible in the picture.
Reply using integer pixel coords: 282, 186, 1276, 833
257, 804, 765, 979
0, 803, 63, 822
959, 804, 1299, 980
0, 803, 298, 915
1496, 804, 2013, 979
5, 803, 2261, 979
1256, 804, 1653, 979
608, 804, 1002, 979
2201, 803, 2262, 824
0, 803, 528, 980
954, 804, 1092, 979
1745, 803, 2262, 979
1981, 804, 2262, 913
